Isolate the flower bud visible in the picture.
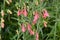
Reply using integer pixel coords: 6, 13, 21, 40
36, 32, 39, 40
1, 22, 4, 28
1, 10, 4, 17
1, 18, 4, 23
6, 0, 10, 5
29, 30, 34, 35
17, 9, 22, 16
35, 0, 38, 5
22, 8, 28, 17
42, 9, 49, 19
8, 0, 12, 3
33, 11, 39, 25
7, 9, 12, 14
16, 30, 19, 34
44, 21, 47, 27
21, 24, 26, 32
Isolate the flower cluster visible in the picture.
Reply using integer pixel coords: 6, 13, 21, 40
42, 9, 49, 27
1, 10, 5, 28
18, 9, 49, 40
17, 8, 27, 17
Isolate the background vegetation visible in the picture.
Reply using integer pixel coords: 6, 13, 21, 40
0, 0, 60, 40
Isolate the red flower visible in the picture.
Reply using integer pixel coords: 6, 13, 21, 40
33, 11, 39, 25
21, 24, 26, 32
43, 9, 49, 19
17, 9, 22, 16
36, 32, 39, 40
27, 23, 34, 35
29, 30, 34, 35
22, 8, 27, 17
27, 23, 32, 31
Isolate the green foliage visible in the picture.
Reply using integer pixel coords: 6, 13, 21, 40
0, 0, 60, 40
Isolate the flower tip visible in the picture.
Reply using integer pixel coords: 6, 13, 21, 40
21, 24, 26, 32
17, 9, 22, 16
22, 9, 28, 17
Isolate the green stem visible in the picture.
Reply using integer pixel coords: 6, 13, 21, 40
3, 0, 5, 10
54, 0, 58, 40
17, 16, 20, 40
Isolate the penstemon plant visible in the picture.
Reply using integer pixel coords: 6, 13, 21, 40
0, 0, 60, 40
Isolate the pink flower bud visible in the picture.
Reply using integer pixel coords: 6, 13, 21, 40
29, 30, 34, 35
27, 23, 32, 31
21, 24, 26, 32
33, 11, 39, 25
43, 9, 49, 19
36, 32, 39, 40
1, 22, 4, 28
27, 23, 34, 35
22, 9, 27, 17
17, 9, 22, 16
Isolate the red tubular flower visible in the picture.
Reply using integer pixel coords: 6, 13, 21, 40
21, 24, 26, 32
33, 11, 39, 25
27, 23, 32, 31
43, 9, 49, 19
27, 23, 34, 35
17, 9, 22, 16
22, 8, 27, 17
36, 32, 39, 40
29, 30, 34, 35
